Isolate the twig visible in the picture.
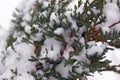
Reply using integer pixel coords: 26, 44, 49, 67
109, 20, 120, 28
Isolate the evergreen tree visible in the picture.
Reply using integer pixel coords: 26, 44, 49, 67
4, 0, 120, 80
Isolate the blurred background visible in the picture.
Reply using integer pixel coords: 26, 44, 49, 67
0, 0, 22, 29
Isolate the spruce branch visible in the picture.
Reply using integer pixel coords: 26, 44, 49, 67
85, 21, 105, 42
100, 64, 120, 74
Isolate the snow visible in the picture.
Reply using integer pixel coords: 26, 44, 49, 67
87, 46, 104, 56
0, 26, 8, 75
63, 46, 74, 60
87, 41, 106, 56
64, 11, 78, 30
22, 13, 32, 22
54, 27, 64, 35
31, 32, 43, 41
104, 48, 120, 65
14, 43, 35, 60
0, 26, 8, 52
113, 23, 120, 32
87, 41, 96, 46
15, 73, 35, 80
40, 38, 62, 61
66, 0, 86, 12
24, 25, 31, 34
66, 0, 79, 10
0, 43, 36, 79
102, 2, 120, 32
0, 25, 36, 79
21, 21, 28, 27
17, 0, 36, 14
50, 12, 60, 25
87, 71, 120, 80
55, 60, 71, 78
106, 0, 118, 3
42, 0, 50, 8
49, 76, 57, 80
101, 24, 110, 33
103, 3, 120, 23
30, 25, 43, 41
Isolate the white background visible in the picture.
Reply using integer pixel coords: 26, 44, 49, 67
0, 0, 22, 29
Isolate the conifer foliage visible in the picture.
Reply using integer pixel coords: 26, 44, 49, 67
4, 0, 120, 80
